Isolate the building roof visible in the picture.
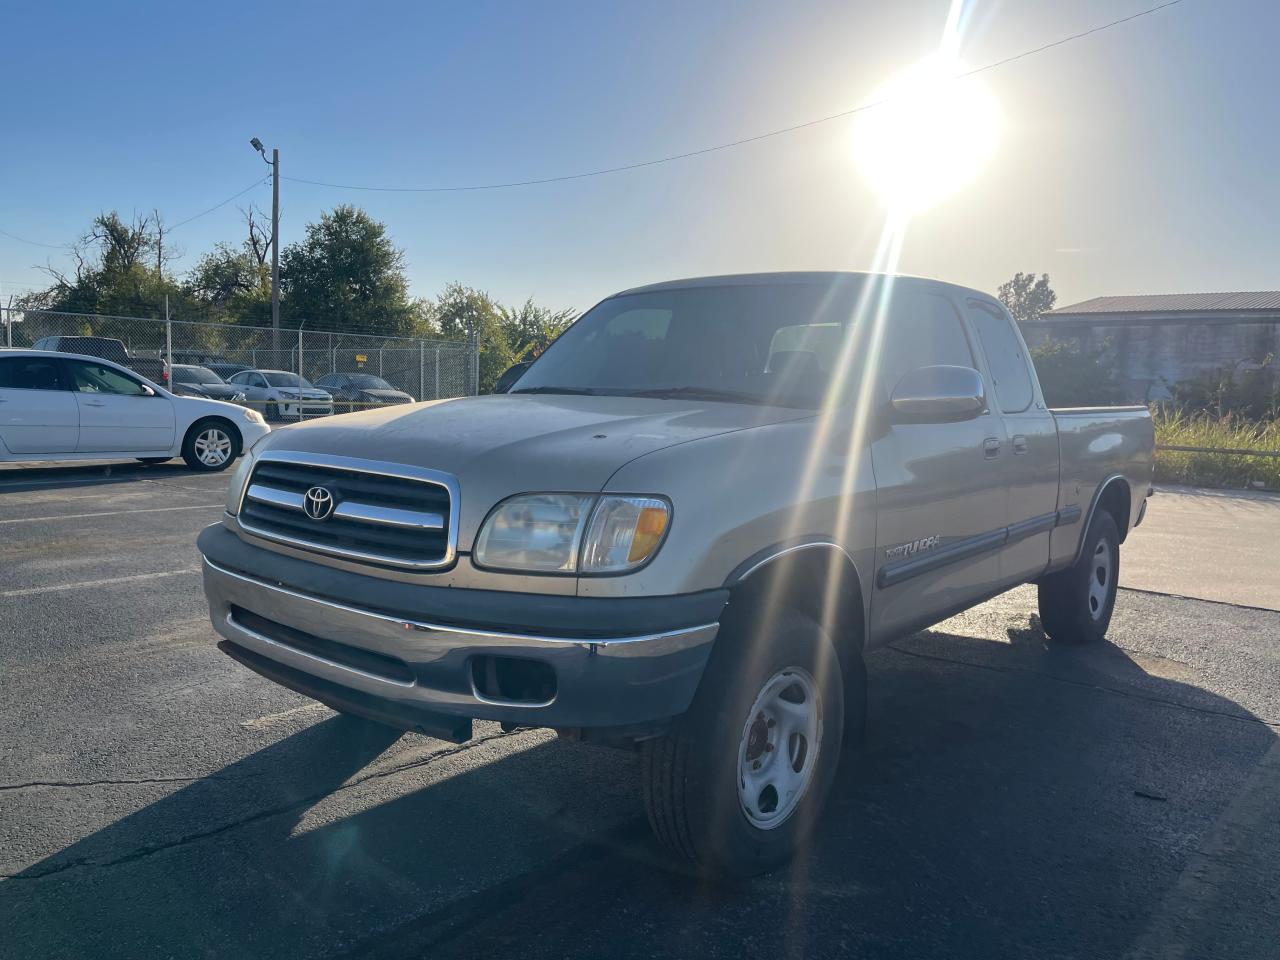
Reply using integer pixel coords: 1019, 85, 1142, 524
1047, 291, 1280, 316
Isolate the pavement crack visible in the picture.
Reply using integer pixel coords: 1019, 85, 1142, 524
885, 644, 1280, 729
0, 775, 207, 793
1, 730, 520, 883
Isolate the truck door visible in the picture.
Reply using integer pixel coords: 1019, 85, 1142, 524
0, 355, 78, 454
868, 288, 1006, 643
963, 299, 1059, 584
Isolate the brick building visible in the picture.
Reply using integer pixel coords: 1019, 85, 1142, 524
1022, 292, 1280, 402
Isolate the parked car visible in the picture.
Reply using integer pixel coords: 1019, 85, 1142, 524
225, 369, 334, 421
313, 372, 414, 411
32, 335, 169, 387
171, 365, 248, 404
197, 272, 1154, 875
171, 351, 250, 380
0, 349, 268, 470
491, 359, 531, 394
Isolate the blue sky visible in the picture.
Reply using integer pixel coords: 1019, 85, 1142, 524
1, 0, 1276, 313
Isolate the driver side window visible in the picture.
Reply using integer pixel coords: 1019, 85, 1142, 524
67, 360, 148, 397
250, 374, 268, 388
880, 292, 976, 397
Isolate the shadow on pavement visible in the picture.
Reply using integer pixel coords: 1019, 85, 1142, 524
0, 459, 211, 492
2, 614, 1276, 960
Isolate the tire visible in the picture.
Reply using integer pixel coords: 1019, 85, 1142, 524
181, 418, 241, 472
136, 457, 171, 465
641, 609, 845, 878
1038, 509, 1120, 644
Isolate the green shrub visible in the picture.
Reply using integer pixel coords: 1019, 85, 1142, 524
1154, 410, 1280, 490
1028, 341, 1122, 407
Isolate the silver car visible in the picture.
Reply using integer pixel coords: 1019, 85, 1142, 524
226, 369, 334, 421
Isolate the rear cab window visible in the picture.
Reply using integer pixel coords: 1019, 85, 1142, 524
966, 300, 1035, 413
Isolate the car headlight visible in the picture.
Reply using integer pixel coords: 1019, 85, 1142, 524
474, 494, 670, 574
242, 408, 266, 425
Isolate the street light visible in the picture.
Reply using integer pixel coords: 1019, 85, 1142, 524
249, 137, 280, 344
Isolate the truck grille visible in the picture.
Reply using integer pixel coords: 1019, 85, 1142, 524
237, 453, 457, 570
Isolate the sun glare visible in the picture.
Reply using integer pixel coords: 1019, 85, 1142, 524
852, 54, 1001, 215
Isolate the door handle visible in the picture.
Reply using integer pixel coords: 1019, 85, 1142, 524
983, 437, 1001, 459
1012, 434, 1029, 455
84, 400, 107, 407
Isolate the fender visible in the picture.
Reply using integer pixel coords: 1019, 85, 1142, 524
1070, 473, 1132, 566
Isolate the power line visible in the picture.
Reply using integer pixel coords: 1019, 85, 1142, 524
283, 0, 1187, 195
0, 176, 268, 251
168, 176, 268, 231
0, 227, 70, 250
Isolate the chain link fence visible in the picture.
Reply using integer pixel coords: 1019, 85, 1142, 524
2, 307, 480, 419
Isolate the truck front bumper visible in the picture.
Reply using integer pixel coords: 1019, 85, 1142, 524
198, 525, 725, 740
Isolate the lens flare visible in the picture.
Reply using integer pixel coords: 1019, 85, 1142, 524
853, 54, 1000, 214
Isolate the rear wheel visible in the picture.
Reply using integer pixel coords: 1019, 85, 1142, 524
641, 609, 844, 877
181, 418, 241, 472
1038, 509, 1120, 644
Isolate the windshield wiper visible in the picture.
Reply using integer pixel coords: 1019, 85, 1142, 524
509, 385, 603, 396
627, 386, 769, 405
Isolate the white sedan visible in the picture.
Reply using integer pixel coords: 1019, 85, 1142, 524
0, 349, 270, 471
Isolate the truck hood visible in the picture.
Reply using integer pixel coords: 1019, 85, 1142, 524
258, 394, 812, 547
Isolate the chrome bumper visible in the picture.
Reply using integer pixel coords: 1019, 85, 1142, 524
201, 558, 719, 732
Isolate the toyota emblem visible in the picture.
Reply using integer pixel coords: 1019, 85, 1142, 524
303, 486, 335, 521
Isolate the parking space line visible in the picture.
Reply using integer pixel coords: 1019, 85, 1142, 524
0, 569, 199, 599
0, 504, 223, 525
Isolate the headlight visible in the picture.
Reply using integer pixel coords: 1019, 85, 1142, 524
473, 494, 670, 574
581, 496, 670, 573
474, 494, 593, 573
242, 408, 266, 425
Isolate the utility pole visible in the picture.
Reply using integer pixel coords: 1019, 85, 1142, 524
250, 137, 281, 352
271, 148, 280, 338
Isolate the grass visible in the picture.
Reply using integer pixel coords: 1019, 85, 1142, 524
1154, 410, 1280, 490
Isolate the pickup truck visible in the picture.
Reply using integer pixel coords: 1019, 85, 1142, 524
197, 271, 1154, 876
32, 335, 169, 387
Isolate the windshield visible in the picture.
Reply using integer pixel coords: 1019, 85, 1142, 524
175, 366, 224, 385
263, 372, 312, 388
510, 281, 863, 408
348, 375, 394, 389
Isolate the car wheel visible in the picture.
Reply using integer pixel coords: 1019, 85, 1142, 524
1037, 509, 1120, 644
181, 418, 241, 472
641, 609, 845, 877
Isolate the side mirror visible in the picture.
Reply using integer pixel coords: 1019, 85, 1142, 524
492, 360, 532, 394
142, 384, 158, 397
891, 365, 985, 422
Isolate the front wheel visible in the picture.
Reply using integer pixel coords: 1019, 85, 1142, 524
1038, 509, 1120, 644
641, 609, 845, 877
181, 418, 241, 472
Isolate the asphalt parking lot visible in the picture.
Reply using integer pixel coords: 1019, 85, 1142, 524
1, 463, 1278, 960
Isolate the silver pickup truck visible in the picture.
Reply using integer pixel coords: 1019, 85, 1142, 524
197, 271, 1154, 876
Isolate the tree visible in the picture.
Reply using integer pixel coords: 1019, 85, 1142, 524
433, 283, 513, 392
35, 211, 191, 319
186, 242, 271, 323
500, 298, 575, 360
280, 205, 416, 335
998, 271, 1057, 325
